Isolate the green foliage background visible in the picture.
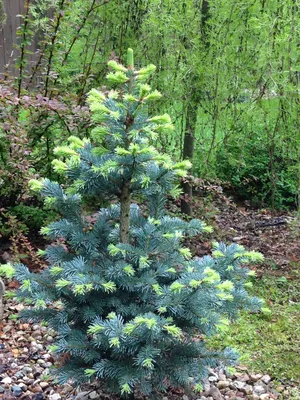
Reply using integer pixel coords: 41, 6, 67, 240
1, 0, 299, 210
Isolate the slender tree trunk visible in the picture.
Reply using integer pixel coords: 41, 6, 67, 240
0, 0, 6, 28
181, 105, 196, 217
44, 0, 65, 97
17, 0, 31, 97
120, 181, 131, 243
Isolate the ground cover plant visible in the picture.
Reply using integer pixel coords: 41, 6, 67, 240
4, 50, 267, 399
208, 272, 300, 384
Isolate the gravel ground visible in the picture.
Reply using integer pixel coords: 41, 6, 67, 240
0, 295, 297, 400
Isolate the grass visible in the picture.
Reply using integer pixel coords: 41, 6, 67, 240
208, 266, 300, 385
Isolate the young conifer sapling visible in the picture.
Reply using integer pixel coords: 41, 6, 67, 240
9, 49, 265, 399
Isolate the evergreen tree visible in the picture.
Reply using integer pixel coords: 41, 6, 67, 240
12, 49, 263, 398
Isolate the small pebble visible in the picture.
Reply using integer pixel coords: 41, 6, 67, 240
234, 381, 246, 390
260, 395, 270, 400
239, 374, 250, 382
45, 361, 53, 368
18, 383, 28, 392
254, 385, 267, 395
89, 391, 98, 399
31, 384, 43, 393
32, 324, 40, 331
217, 381, 230, 389
23, 366, 33, 373
40, 381, 50, 389
61, 384, 73, 394
242, 384, 253, 395
11, 385, 23, 397
1, 377, 12, 385
49, 394, 61, 400
250, 374, 263, 382
262, 375, 272, 384
33, 393, 44, 400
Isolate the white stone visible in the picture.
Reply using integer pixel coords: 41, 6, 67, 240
254, 385, 267, 395
260, 395, 270, 400
234, 381, 246, 390
32, 324, 40, 331
252, 395, 260, 400
49, 394, 61, 400
262, 375, 272, 384
1, 377, 12, 384
18, 383, 28, 391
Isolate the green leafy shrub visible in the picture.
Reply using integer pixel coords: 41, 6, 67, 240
13, 50, 263, 398
214, 122, 298, 209
7, 204, 56, 234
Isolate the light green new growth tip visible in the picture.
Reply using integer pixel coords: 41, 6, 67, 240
127, 48, 134, 68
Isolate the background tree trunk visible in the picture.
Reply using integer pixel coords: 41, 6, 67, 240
0, 0, 6, 28
181, 104, 196, 216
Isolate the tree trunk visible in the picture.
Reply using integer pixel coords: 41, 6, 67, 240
120, 181, 131, 243
0, 0, 6, 28
181, 130, 194, 216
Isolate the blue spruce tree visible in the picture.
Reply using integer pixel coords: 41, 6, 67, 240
12, 49, 264, 398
